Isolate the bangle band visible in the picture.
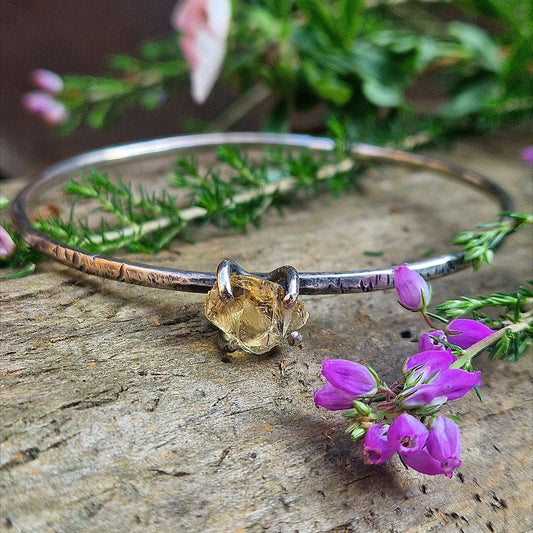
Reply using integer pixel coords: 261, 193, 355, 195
12, 132, 514, 354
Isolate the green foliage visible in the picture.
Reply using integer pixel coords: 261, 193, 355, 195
35, 1, 532, 145
0, 222, 42, 279
31, 146, 357, 256
57, 37, 188, 135
34, 170, 187, 254
452, 212, 533, 270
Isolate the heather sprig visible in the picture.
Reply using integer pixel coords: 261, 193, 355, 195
452, 212, 532, 270
314, 349, 479, 478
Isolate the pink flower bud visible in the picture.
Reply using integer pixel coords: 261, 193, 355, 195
22, 92, 68, 125
521, 146, 533, 167
394, 263, 431, 311
403, 349, 456, 378
321, 358, 379, 398
418, 330, 448, 351
30, 69, 63, 94
313, 382, 356, 411
0, 225, 16, 259
171, 0, 231, 103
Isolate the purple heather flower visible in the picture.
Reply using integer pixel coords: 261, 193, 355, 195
446, 318, 493, 349
0, 225, 15, 259
401, 416, 461, 478
30, 69, 63, 94
400, 350, 480, 406
429, 369, 482, 401
22, 91, 68, 125
313, 382, 356, 411
397, 383, 448, 409
418, 330, 448, 351
521, 146, 533, 167
387, 413, 429, 455
394, 263, 431, 311
321, 358, 379, 398
362, 424, 395, 465
403, 349, 457, 379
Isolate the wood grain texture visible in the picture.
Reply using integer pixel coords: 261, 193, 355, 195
1, 130, 532, 532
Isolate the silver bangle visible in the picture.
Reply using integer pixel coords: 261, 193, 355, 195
12, 132, 514, 354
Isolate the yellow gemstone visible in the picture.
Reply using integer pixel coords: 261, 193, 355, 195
205, 274, 309, 354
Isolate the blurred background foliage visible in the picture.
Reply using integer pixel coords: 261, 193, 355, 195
1, 0, 531, 179
49, 0, 532, 148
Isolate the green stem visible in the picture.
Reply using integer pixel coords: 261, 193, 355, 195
206, 83, 272, 133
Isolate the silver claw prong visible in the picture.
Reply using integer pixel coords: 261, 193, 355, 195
267, 265, 300, 309
216, 259, 248, 303
218, 332, 239, 352
287, 331, 303, 347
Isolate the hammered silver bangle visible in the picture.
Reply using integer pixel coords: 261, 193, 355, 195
12, 132, 514, 353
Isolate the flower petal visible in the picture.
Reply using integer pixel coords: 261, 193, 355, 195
430, 369, 482, 401
403, 349, 457, 377
425, 415, 462, 478
30, 69, 63, 94
446, 318, 493, 349
172, 0, 231, 104
0, 226, 16, 259
397, 383, 447, 409
313, 382, 356, 411
189, 28, 228, 103
401, 448, 447, 476
321, 358, 379, 397
387, 413, 428, 455
362, 424, 395, 465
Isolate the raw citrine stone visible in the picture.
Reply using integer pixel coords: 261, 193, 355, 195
205, 274, 309, 355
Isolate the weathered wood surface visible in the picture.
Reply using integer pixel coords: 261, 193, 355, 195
1, 130, 532, 533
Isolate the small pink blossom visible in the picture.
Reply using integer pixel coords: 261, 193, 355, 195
401, 416, 461, 478
418, 330, 447, 351
362, 424, 395, 465
30, 69, 63, 94
0, 226, 15, 259
171, 0, 231, 104
387, 413, 429, 455
445, 318, 493, 349
22, 91, 68, 125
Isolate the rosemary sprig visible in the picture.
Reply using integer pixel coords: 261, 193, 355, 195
34, 170, 188, 254
32, 146, 358, 255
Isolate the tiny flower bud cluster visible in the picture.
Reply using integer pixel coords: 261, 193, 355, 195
22, 69, 68, 125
